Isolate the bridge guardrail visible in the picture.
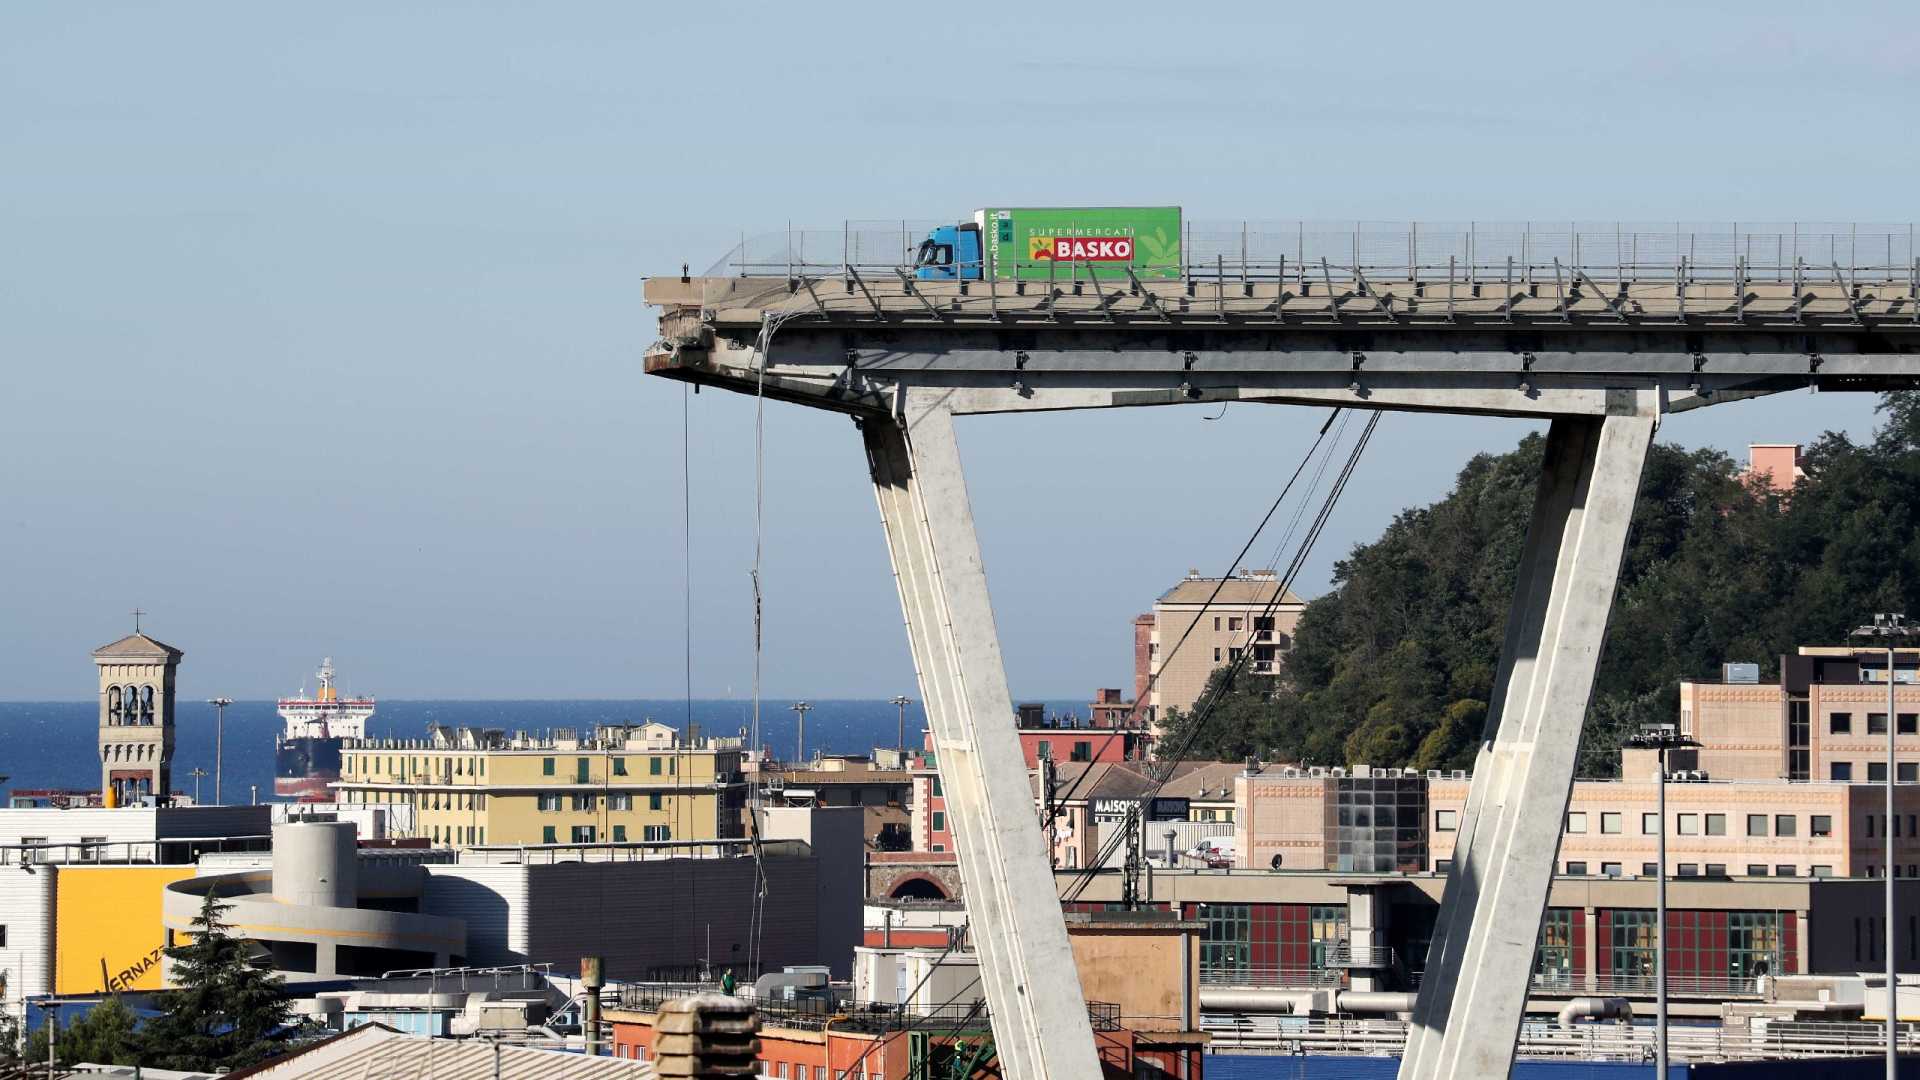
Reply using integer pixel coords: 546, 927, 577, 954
1202, 1014, 1920, 1060
705, 220, 1919, 287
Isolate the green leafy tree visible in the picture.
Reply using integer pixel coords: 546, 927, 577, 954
19, 996, 140, 1069
139, 889, 299, 1071
1161, 392, 1920, 777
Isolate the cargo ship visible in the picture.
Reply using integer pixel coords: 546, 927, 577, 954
274, 658, 374, 801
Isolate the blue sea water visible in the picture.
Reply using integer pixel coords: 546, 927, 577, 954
0, 698, 1089, 803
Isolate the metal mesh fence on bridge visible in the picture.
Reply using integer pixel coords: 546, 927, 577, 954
705, 220, 1918, 284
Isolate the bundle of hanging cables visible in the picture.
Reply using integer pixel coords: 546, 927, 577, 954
822, 407, 1384, 1074
1035, 406, 1351, 829
1057, 409, 1382, 906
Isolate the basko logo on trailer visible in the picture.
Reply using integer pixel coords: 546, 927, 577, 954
1029, 236, 1134, 262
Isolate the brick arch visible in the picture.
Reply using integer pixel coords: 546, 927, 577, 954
888, 874, 951, 901
865, 858, 964, 902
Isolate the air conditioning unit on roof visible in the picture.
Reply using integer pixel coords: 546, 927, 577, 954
1427, 770, 1442, 780
1330, 767, 1347, 779
1308, 766, 1326, 778
1451, 770, 1467, 780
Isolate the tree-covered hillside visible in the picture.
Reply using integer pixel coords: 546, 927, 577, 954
1159, 394, 1920, 777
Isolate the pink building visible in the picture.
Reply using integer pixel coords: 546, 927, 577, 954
1743, 442, 1804, 493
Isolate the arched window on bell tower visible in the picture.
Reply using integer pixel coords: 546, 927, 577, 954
107, 685, 123, 724
140, 685, 155, 724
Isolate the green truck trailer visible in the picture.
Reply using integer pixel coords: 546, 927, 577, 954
912, 207, 1183, 281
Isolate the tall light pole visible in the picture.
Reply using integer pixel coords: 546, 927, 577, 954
890, 695, 913, 754
789, 701, 812, 765
187, 767, 207, 805
1628, 722, 1699, 1076
1855, 612, 1912, 1077
207, 697, 232, 804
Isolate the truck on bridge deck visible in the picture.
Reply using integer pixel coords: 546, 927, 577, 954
913, 206, 1182, 282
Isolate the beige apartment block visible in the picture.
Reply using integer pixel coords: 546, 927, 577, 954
1233, 770, 1331, 872
1425, 776, 1920, 880
1682, 646, 1920, 783
1144, 569, 1305, 720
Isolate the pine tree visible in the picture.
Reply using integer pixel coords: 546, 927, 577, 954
139, 889, 299, 1071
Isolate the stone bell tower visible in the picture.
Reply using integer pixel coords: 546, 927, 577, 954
93, 621, 183, 805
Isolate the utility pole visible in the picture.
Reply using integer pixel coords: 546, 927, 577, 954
188, 767, 207, 805
207, 697, 232, 804
1629, 723, 1699, 1077
1121, 802, 1143, 910
890, 695, 913, 753
788, 701, 811, 765
1855, 612, 1913, 1078
1040, 750, 1058, 867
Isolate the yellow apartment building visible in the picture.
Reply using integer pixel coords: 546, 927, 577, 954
333, 722, 746, 848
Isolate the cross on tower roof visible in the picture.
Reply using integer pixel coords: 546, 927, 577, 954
132, 608, 145, 633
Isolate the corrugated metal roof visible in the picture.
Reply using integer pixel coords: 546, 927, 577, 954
234, 1025, 656, 1079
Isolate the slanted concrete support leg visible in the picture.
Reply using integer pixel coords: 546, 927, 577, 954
863, 395, 1102, 1080
1398, 407, 1655, 1080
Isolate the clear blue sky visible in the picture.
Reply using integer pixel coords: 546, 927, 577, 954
3, 3, 1915, 700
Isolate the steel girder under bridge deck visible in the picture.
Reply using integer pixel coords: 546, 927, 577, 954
643, 254, 1920, 1080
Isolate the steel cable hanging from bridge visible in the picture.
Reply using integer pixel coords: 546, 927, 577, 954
1060, 411, 1382, 905
680, 380, 700, 976
1040, 409, 1346, 829
744, 306, 809, 980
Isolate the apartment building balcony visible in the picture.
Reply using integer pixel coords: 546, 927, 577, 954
1323, 943, 1396, 969
1199, 964, 1346, 989
1528, 971, 1766, 999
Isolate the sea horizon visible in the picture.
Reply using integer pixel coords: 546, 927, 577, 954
0, 697, 1096, 800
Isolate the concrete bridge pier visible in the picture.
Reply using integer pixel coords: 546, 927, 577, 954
864, 393, 1103, 1080
1399, 403, 1656, 1080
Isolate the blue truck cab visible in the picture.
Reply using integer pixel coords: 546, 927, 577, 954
913, 222, 982, 280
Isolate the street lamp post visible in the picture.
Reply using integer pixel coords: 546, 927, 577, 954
1627, 723, 1700, 1076
789, 701, 812, 765
1854, 612, 1913, 1077
188, 767, 207, 805
890, 695, 913, 754
207, 697, 232, 804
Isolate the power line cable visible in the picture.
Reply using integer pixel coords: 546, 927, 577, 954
1066, 415, 1378, 896
1041, 409, 1345, 829
1060, 411, 1381, 903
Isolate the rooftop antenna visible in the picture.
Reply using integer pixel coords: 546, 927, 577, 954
789, 701, 812, 764
207, 697, 233, 803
